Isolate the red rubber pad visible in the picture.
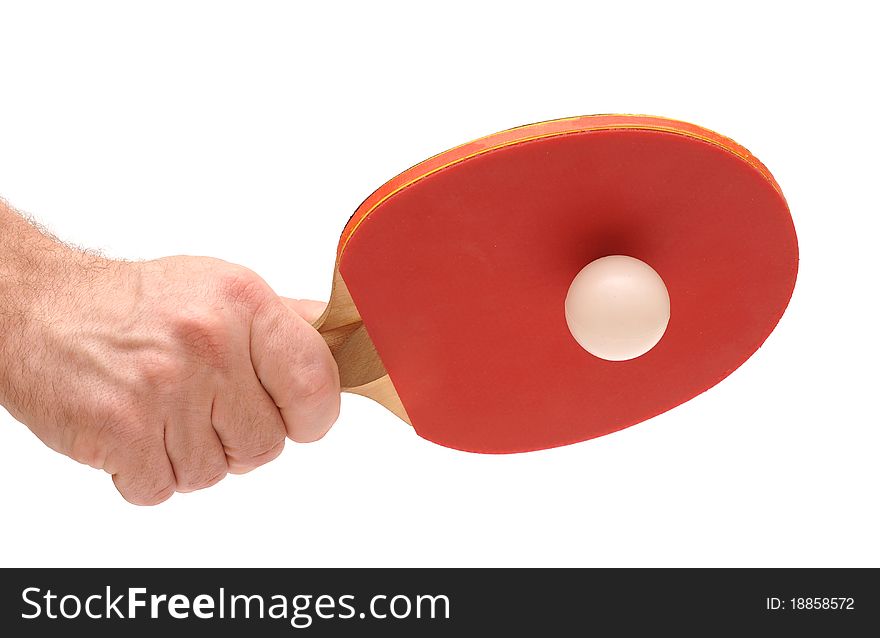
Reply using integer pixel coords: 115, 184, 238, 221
339, 117, 798, 453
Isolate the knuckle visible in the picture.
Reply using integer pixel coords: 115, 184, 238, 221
292, 363, 337, 404
232, 434, 285, 466
216, 266, 270, 312
137, 352, 190, 388
228, 437, 285, 474
127, 481, 175, 506
115, 456, 176, 506
169, 310, 230, 371
176, 452, 228, 492
179, 468, 227, 492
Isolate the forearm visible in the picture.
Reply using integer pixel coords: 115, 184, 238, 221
0, 199, 68, 301
0, 201, 77, 405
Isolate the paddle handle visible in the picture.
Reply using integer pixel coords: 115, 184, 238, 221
313, 267, 410, 423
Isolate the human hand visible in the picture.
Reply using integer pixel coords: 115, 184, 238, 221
0, 246, 340, 505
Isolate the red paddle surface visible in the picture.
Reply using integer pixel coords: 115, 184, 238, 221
339, 119, 798, 452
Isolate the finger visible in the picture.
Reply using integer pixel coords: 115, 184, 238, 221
281, 298, 327, 324
163, 415, 228, 492
212, 374, 287, 474
110, 435, 177, 506
250, 297, 340, 442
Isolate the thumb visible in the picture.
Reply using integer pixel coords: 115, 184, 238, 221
281, 298, 327, 324
250, 297, 340, 442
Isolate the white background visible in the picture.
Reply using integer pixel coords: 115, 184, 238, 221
0, 1, 877, 567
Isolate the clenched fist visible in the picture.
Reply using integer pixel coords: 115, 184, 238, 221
0, 202, 340, 505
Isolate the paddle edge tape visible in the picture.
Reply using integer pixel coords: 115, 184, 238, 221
336, 114, 786, 259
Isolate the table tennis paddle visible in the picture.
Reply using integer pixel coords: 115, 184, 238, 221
312, 114, 798, 453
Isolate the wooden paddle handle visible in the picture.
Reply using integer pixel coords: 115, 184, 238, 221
312, 267, 410, 423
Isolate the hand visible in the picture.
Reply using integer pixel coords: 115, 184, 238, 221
0, 250, 340, 505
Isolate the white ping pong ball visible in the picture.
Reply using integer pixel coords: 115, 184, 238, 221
564, 255, 670, 361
